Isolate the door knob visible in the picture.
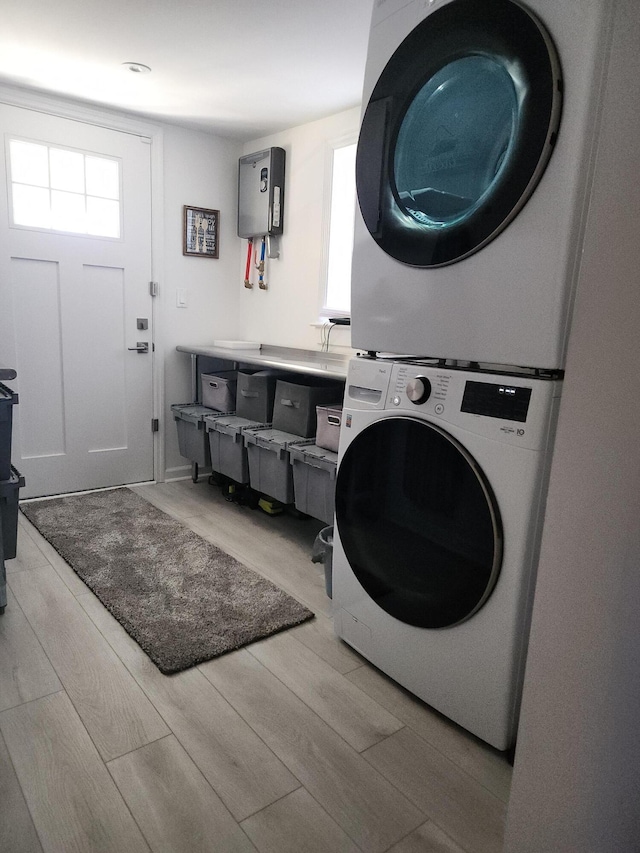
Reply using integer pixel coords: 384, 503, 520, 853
128, 342, 149, 353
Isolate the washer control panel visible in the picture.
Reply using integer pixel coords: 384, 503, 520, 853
461, 380, 532, 422
344, 357, 561, 448
390, 363, 452, 412
406, 376, 431, 404
382, 360, 561, 449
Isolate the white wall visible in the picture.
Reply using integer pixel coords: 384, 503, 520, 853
159, 124, 241, 478
504, 1, 640, 846
238, 107, 360, 352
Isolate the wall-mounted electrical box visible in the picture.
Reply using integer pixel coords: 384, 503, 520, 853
237, 147, 285, 239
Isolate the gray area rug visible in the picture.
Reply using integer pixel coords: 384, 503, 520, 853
21, 488, 313, 674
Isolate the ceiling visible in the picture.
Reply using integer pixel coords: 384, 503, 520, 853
0, 0, 374, 140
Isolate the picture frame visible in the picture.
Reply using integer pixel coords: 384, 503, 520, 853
183, 206, 219, 258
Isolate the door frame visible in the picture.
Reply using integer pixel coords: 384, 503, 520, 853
0, 84, 166, 485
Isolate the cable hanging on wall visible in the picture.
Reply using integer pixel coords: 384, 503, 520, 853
321, 321, 335, 352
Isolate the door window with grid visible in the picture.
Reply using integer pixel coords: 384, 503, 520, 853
8, 138, 121, 238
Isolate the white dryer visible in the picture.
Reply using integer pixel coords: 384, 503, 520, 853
351, 0, 621, 369
332, 356, 561, 750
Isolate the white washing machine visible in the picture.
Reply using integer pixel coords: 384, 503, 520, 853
332, 356, 562, 750
351, 0, 623, 369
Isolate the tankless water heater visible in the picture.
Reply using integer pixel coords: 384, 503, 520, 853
237, 147, 285, 238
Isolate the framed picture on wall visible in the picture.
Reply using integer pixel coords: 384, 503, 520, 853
183, 206, 219, 258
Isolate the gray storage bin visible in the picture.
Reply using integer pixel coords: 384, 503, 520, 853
0, 466, 25, 561
201, 371, 238, 412
171, 404, 220, 466
315, 405, 343, 453
289, 444, 338, 524
272, 378, 344, 438
244, 427, 310, 504
0, 383, 19, 482
204, 414, 266, 484
236, 369, 291, 422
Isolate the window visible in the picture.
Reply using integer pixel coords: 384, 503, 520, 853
322, 140, 357, 316
8, 139, 121, 238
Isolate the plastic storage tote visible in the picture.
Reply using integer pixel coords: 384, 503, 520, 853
0, 467, 25, 561
315, 405, 343, 453
204, 413, 266, 484
271, 377, 344, 438
171, 404, 220, 466
0, 382, 19, 482
201, 371, 238, 412
289, 444, 338, 524
243, 427, 310, 504
236, 369, 291, 423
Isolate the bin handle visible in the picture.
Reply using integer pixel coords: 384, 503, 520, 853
327, 415, 341, 425
208, 381, 220, 388
280, 398, 299, 408
240, 390, 258, 398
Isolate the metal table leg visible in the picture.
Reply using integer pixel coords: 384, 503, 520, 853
191, 353, 199, 483
0, 524, 6, 615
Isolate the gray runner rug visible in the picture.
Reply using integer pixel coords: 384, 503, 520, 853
21, 488, 313, 674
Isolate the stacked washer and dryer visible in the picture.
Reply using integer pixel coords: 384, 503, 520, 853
332, 0, 623, 750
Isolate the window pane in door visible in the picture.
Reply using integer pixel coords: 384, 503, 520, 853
9, 139, 122, 239
12, 184, 51, 228
51, 190, 86, 233
86, 156, 119, 200
50, 148, 85, 193
10, 140, 49, 187
87, 196, 120, 238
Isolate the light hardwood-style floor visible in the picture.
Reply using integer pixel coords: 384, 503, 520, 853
0, 479, 512, 853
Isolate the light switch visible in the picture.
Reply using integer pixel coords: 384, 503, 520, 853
176, 288, 188, 308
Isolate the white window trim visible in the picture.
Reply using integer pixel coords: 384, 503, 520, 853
318, 131, 358, 321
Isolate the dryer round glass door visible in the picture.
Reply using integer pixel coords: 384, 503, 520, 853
335, 417, 503, 628
356, 0, 562, 267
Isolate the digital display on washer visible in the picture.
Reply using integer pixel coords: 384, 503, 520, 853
461, 381, 532, 422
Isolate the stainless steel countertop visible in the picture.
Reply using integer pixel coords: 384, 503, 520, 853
176, 344, 350, 380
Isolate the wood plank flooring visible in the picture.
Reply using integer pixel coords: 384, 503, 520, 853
0, 480, 512, 853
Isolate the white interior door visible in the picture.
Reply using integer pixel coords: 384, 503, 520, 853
0, 104, 154, 498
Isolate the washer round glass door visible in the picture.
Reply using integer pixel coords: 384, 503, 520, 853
335, 417, 503, 628
356, 0, 562, 267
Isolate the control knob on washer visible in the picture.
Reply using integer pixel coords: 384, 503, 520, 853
406, 376, 431, 404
